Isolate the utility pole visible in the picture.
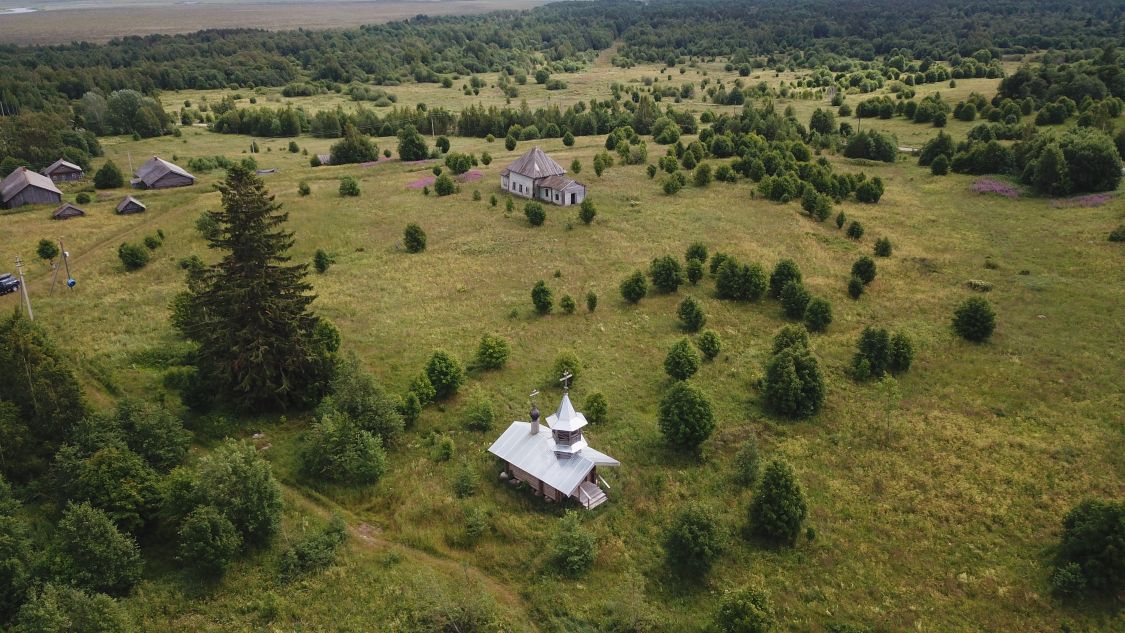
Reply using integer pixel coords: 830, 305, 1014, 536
14, 256, 32, 321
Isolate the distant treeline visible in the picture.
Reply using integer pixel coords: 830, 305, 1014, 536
0, 0, 1120, 119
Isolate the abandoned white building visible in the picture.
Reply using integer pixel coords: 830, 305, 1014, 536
499, 146, 586, 206
488, 387, 617, 509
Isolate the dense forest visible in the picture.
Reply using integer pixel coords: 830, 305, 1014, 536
0, 0, 1122, 117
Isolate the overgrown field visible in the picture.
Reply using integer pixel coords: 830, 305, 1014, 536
2, 60, 1123, 631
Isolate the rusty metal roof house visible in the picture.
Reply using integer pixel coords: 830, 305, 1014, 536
488, 386, 618, 509
500, 146, 587, 207
116, 195, 146, 215
131, 156, 195, 189
1, 167, 63, 209
51, 202, 86, 220
40, 159, 84, 182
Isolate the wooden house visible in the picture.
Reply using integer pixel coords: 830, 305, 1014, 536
116, 195, 146, 215
51, 202, 86, 220
131, 156, 195, 189
488, 389, 618, 509
500, 147, 586, 206
40, 159, 84, 182
1, 167, 63, 210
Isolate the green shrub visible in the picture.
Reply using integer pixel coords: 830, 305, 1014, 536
664, 503, 724, 576
835, 211, 846, 229
36, 238, 59, 262
317, 357, 404, 444
685, 242, 708, 263
338, 176, 360, 197
852, 327, 891, 379
313, 249, 332, 273
560, 294, 576, 314
952, 297, 996, 342
931, 154, 950, 175
13, 584, 131, 633
579, 199, 596, 224
847, 276, 865, 299
732, 438, 761, 487
75, 192, 92, 204
846, 221, 865, 239
112, 399, 190, 472
298, 181, 311, 196
434, 174, 455, 196
301, 413, 386, 484
694, 164, 713, 187
409, 372, 437, 406
803, 298, 833, 332
398, 392, 422, 428
404, 223, 427, 253
664, 338, 701, 381
550, 511, 596, 577
772, 324, 809, 354
715, 258, 767, 302
426, 351, 465, 399
658, 382, 714, 450
453, 462, 479, 498
677, 296, 706, 332
117, 242, 150, 271
434, 435, 455, 462
716, 585, 775, 633
874, 237, 893, 257
93, 161, 124, 189
686, 258, 704, 285
697, 329, 722, 361
463, 388, 495, 432
620, 270, 648, 303
551, 351, 581, 386
762, 346, 825, 419
852, 256, 877, 284
531, 280, 553, 314
650, 255, 685, 293
585, 290, 598, 312
854, 178, 884, 203
748, 460, 808, 546
277, 515, 348, 582
177, 505, 242, 578
768, 259, 802, 299
1051, 499, 1124, 597
55, 502, 143, 596
524, 201, 546, 226
475, 334, 510, 370
780, 281, 811, 320
889, 332, 914, 373
584, 392, 608, 424
288, 141, 300, 153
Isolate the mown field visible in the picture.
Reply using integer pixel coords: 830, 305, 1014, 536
2, 59, 1123, 631
0, 0, 545, 45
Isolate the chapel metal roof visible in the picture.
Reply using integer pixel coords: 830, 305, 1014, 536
488, 419, 619, 495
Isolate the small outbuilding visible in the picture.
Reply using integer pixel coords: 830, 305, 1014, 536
1, 167, 63, 210
40, 159, 84, 182
500, 146, 586, 206
51, 202, 86, 220
116, 195, 146, 215
131, 156, 195, 189
488, 386, 618, 509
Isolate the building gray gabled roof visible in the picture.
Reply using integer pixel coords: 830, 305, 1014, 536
116, 195, 146, 213
488, 421, 619, 495
500, 146, 566, 179
41, 159, 83, 176
132, 156, 195, 187
52, 202, 85, 219
1, 167, 62, 204
538, 175, 585, 191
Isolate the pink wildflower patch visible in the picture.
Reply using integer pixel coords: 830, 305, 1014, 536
459, 170, 483, 183
970, 178, 1019, 199
406, 176, 435, 189
1051, 193, 1114, 208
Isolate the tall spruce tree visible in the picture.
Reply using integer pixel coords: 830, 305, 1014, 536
174, 166, 333, 410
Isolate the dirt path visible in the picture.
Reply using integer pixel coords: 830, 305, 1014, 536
594, 40, 623, 68
281, 483, 534, 620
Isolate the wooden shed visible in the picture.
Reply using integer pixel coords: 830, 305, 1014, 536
51, 202, 86, 220
40, 159, 84, 182
116, 195, 146, 215
131, 156, 195, 189
1, 167, 63, 210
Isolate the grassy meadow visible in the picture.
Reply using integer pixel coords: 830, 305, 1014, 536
1, 60, 1123, 631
